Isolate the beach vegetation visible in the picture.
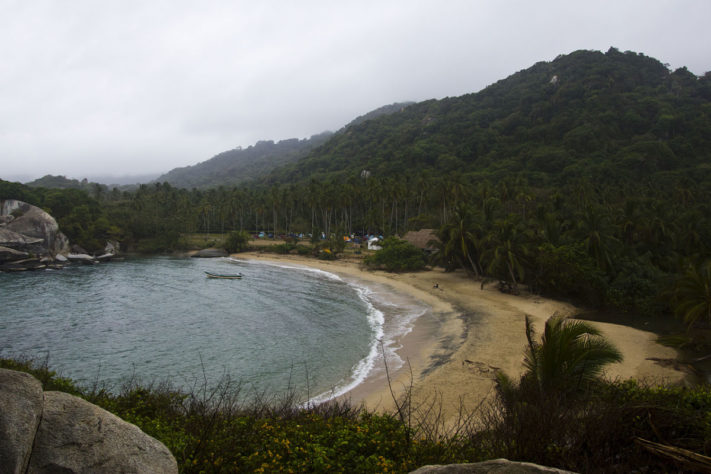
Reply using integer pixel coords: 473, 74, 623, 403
364, 237, 427, 272
668, 260, 711, 328
430, 203, 484, 277
479, 316, 711, 472
496, 314, 623, 401
223, 230, 250, 253
4, 356, 711, 472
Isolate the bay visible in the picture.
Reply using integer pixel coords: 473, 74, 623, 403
0, 256, 398, 401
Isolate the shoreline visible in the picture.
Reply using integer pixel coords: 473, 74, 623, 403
236, 251, 689, 421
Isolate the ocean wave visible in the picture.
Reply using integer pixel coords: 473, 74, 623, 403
229, 257, 343, 282
308, 274, 430, 406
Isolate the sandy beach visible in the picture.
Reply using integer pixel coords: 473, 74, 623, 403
236, 250, 688, 423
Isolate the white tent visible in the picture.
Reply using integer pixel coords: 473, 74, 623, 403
367, 236, 382, 251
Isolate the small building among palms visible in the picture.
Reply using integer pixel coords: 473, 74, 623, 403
401, 229, 438, 255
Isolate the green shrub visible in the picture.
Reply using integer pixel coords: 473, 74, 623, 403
4, 356, 710, 472
0, 357, 82, 395
224, 230, 250, 253
318, 248, 337, 260
364, 237, 426, 272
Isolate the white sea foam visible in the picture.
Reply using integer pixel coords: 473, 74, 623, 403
309, 275, 429, 406
228, 257, 343, 282
229, 257, 429, 406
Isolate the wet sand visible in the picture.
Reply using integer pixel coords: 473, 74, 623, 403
236, 251, 688, 422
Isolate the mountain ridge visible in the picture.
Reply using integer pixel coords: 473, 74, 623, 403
154, 101, 416, 189
267, 48, 710, 185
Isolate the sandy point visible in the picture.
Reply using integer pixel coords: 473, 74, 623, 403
234, 251, 689, 424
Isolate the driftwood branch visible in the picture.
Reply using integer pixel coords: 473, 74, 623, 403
634, 437, 711, 472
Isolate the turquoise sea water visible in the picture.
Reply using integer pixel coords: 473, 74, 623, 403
0, 257, 427, 401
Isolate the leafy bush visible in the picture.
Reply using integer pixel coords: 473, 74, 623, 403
259, 243, 312, 255
0, 358, 479, 472
0, 357, 82, 395
134, 231, 182, 253
223, 230, 250, 253
4, 357, 711, 472
484, 378, 711, 473
318, 248, 337, 260
365, 237, 426, 272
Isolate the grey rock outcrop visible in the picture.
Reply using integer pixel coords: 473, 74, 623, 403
0, 369, 44, 474
0, 228, 44, 254
95, 253, 114, 262
410, 459, 576, 473
0, 245, 29, 263
0, 369, 178, 474
66, 253, 97, 264
104, 239, 120, 255
28, 391, 177, 474
70, 244, 88, 255
1, 200, 69, 256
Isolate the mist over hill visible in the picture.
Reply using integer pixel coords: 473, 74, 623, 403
25, 174, 158, 191
154, 133, 332, 189
155, 102, 416, 189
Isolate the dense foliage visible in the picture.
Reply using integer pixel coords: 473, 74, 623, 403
364, 237, 427, 272
224, 231, 251, 253
272, 48, 711, 185
5, 345, 711, 474
155, 134, 332, 189
487, 318, 711, 472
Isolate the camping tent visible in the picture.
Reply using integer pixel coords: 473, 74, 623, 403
367, 236, 382, 250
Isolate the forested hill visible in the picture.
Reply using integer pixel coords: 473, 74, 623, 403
341, 102, 415, 129
155, 133, 333, 189
269, 48, 711, 185
26, 175, 98, 191
156, 101, 416, 189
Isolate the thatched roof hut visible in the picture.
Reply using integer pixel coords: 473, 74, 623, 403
402, 229, 438, 252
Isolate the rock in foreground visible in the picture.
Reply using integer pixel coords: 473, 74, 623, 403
0, 369, 177, 474
0, 370, 44, 474
410, 459, 576, 473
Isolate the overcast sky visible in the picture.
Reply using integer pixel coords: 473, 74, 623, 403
2, 0, 710, 183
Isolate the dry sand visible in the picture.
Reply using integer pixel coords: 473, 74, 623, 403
235, 250, 688, 423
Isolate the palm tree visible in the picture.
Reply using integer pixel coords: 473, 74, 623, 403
578, 205, 619, 273
669, 260, 711, 328
482, 217, 530, 290
497, 314, 623, 399
436, 203, 483, 277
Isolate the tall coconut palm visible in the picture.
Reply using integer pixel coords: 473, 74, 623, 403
578, 205, 619, 273
482, 217, 530, 290
436, 203, 483, 278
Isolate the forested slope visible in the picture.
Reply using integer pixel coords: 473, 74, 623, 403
155, 101, 416, 189
272, 48, 711, 185
156, 133, 332, 189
